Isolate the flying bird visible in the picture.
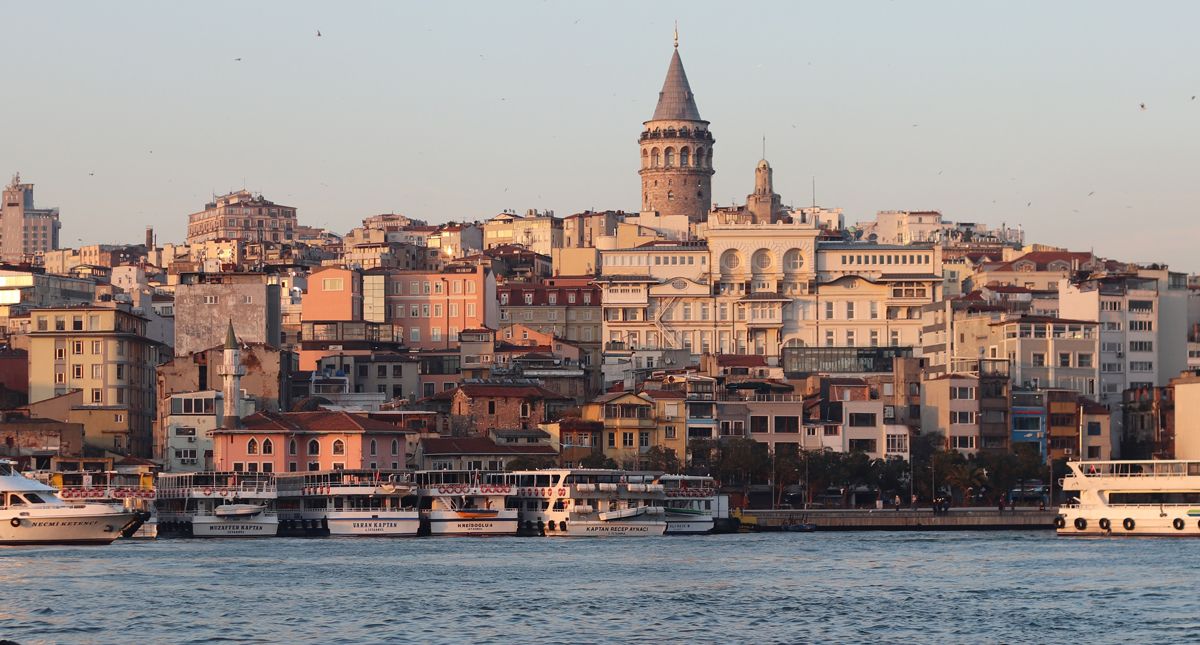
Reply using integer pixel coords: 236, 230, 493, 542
316, 30, 322, 37
1088, 191, 1095, 196
233, 57, 242, 61
1026, 202, 1032, 207
1139, 103, 1147, 110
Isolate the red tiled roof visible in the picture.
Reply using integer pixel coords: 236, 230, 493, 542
230, 410, 410, 434
446, 383, 571, 400
419, 437, 558, 456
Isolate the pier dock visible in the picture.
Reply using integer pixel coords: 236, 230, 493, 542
736, 508, 1057, 531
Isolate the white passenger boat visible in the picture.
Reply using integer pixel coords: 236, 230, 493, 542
0, 460, 142, 545
275, 470, 419, 537
653, 474, 717, 535
1059, 460, 1200, 537
156, 472, 279, 537
415, 470, 517, 536
499, 469, 667, 536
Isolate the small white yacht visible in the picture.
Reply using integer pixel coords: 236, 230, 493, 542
415, 470, 517, 536
499, 469, 667, 536
275, 470, 419, 537
0, 460, 142, 545
1059, 460, 1200, 537
156, 472, 278, 537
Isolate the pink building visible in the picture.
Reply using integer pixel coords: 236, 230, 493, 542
377, 264, 498, 350
212, 410, 414, 472
302, 267, 362, 322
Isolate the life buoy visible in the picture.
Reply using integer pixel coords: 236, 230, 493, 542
1174, 518, 1185, 531
547, 520, 556, 531
1122, 518, 1135, 531
202, 487, 213, 496
1099, 518, 1111, 531
1073, 517, 1087, 531
219, 488, 229, 497
557, 488, 566, 497
10, 518, 20, 528
1054, 516, 1066, 529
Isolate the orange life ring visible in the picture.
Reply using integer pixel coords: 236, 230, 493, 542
219, 488, 229, 497
558, 488, 566, 497
202, 487, 213, 496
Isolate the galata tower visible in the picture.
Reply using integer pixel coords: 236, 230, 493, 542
639, 34, 714, 223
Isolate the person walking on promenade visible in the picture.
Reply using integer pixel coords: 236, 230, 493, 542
894, 494, 902, 511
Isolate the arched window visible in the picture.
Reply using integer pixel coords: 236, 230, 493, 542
391, 439, 399, 456
695, 147, 705, 167
706, 149, 713, 168
308, 439, 320, 455
246, 438, 258, 455
664, 147, 675, 167
333, 439, 345, 456
784, 249, 804, 271
667, 190, 674, 201
641, 149, 649, 169
651, 148, 661, 168
370, 439, 377, 456
262, 438, 273, 455
289, 439, 297, 456
680, 147, 690, 167
752, 249, 774, 271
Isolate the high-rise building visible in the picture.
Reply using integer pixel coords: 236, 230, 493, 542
638, 38, 714, 223
185, 190, 297, 245
1, 174, 61, 264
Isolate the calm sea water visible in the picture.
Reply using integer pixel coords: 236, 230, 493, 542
2, 532, 1198, 644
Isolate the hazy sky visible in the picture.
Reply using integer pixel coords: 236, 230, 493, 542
3, 1, 1198, 270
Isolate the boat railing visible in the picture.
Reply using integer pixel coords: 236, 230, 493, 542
424, 483, 514, 496
58, 485, 155, 501
1071, 461, 1200, 478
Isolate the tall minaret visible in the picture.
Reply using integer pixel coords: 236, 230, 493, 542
639, 29, 715, 223
219, 320, 245, 428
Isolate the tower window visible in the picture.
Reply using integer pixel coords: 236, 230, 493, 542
667, 191, 674, 201
680, 147, 690, 167
664, 148, 675, 167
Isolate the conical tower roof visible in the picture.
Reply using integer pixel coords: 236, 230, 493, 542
651, 49, 703, 122
224, 319, 238, 350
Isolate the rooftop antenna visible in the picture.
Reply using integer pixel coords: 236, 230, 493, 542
811, 176, 816, 208
762, 134, 766, 160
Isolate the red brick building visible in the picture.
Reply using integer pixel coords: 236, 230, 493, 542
439, 382, 572, 434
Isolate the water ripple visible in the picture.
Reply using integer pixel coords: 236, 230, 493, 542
1, 532, 1199, 643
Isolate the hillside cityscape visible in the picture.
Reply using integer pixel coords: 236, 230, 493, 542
2, 38, 1197, 509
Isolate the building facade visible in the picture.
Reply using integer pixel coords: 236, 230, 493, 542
185, 190, 298, 244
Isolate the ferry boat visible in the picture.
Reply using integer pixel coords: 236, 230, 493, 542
156, 472, 278, 537
275, 470, 419, 537
51, 470, 158, 539
498, 469, 667, 536
652, 474, 717, 535
414, 470, 517, 536
1058, 460, 1200, 537
0, 460, 144, 545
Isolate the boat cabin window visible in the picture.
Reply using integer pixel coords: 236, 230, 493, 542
535, 475, 551, 487
8, 494, 26, 506
552, 499, 566, 511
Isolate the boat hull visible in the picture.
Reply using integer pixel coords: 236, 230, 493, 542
562, 520, 667, 536
665, 517, 715, 534
0, 509, 137, 545
427, 509, 518, 536
1058, 507, 1200, 537
191, 514, 279, 537
323, 512, 420, 536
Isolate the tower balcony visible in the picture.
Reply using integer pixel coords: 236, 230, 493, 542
640, 128, 714, 142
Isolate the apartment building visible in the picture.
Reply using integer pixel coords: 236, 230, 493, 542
26, 306, 163, 456
1, 174, 61, 264
483, 210, 563, 255
185, 190, 298, 244
173, 272, 282, 356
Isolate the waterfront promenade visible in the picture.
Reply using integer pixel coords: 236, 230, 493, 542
738, 507, 1057, 531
